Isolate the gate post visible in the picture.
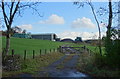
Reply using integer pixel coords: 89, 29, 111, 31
59, 46, 63, 53
84, 46, 86, 52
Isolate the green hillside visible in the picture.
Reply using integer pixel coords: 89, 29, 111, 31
1, 36, 105, 58
2, 37, 70, 58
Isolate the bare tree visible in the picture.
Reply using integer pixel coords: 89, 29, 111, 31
11, 26, 22, 33
105, 0, 113, 54
1, 0, 41, 58
74, 0, 102, 55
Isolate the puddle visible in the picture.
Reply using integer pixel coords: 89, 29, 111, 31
38, 55, 89, 77
47, 68, 89, 77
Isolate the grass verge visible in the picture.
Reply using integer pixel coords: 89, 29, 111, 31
2, 52, 64, 77
76, 52, 120, 77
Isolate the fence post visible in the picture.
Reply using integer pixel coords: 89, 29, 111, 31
84, 46, 86, 52
53, 48, 55, 52
45, 49, 46, 54
57, 47, 59, 52
33, 50, 35, 59
24, 50, 27, 60
89, 49, 91, 56
50, 49, 51, 53
40, 49, 41, 56
90, 49, 92, 56
12, 49, 14, 57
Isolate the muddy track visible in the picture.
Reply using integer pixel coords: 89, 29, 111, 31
12, 46, 90, 78
35, 54, 89, 77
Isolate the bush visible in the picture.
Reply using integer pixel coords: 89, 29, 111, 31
93, 53, 107, 68
105, 39, 120, 68
103, 28, 120, 69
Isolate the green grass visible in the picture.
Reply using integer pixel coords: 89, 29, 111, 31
2, 36, 106, 58
76, 52, 120, 77
85, 45, 106, 54
2, 36, 66, 77
72, 43, 106, 55
0, 37, 2, 52
2, 52, 64, 77
2, 36, 71, 58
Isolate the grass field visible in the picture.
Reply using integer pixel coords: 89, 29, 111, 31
72, 43, 106, 55
2, 36, 105, 58
2, 36, 71, 58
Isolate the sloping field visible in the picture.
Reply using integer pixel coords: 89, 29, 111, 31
2, 37, 71, 58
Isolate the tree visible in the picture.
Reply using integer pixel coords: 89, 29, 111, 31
105, 0, 113, 55
96, 1, 120, 68
22, 29, 27, 34
1, 0, 41, 58
11, 26, 22, 33
74, 0, 102, 55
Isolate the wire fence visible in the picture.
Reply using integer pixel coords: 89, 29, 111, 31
2, 47, 60, 60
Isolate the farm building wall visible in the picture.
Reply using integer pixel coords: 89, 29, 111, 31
31, 34, 57, 41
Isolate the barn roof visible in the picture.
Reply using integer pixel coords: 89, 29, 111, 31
31, 33, 56, 35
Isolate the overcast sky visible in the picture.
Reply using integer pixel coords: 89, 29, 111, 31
1, 2, 114, 40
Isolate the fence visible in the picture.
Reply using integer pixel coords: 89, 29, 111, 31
2, 46, 95, 60
2, 47, 60, 60
59, 46, 94, 56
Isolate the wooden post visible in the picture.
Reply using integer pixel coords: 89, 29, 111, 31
89, 49, 91, 56
61, 47, 63, 53
50, 49, 51, 53
12, 49, 14, 57
40, 49, 41, 56
45, 49, 46, 54
57, 47, 59, 52
54, 48, 55, 52
24, 50, 27, 60
87, 48, 89, 53
84, 46, 86, 52
33, 50, 35, 59
90, 50, 92, 56
59, 46, 61, 52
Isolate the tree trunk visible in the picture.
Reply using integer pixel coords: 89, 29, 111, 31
106, 0, 112, 54
89, 2, 102, 56
5, 31, 11, 56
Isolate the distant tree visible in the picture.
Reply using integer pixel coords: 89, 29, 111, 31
0, 0, 41, 58
11, 26, 22, 34
22, 29, 27, 34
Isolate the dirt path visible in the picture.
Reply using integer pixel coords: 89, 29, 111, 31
34, 54, 89, 77
13, 46, 90, 77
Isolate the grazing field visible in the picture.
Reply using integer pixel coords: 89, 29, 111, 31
72, 43, 106, 55
2, 36, 105, 58
2, 36, 71, 58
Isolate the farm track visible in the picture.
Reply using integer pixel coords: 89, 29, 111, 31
34, 54, 89, 77
12, 47, 90, 77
